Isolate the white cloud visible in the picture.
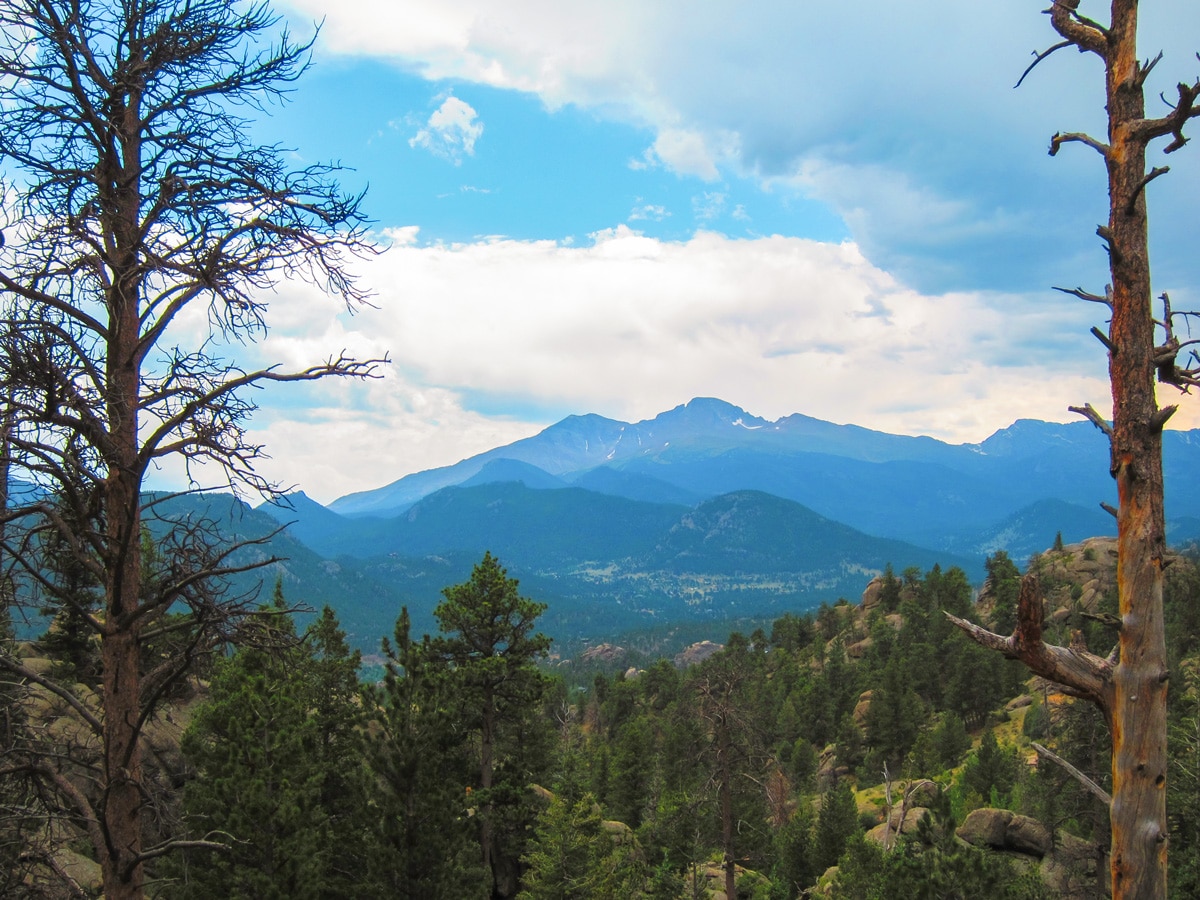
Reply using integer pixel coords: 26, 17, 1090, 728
191, 227, 1152, 501
409, 95, 484, 163
282, 0, 1200, 292
629, 203, 668, 222
649, 128, 724, 181
691, 191, 726, 222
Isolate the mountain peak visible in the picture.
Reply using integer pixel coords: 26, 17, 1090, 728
651, 397, 768, 430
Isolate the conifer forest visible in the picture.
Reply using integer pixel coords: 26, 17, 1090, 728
1, 0, 1198, 897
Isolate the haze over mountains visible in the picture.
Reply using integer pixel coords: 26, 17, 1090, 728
322, 397, 1199, 555
232, 397, 1200, 651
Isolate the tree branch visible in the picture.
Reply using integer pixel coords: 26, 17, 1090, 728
946, 573, 1112, 707
1054, 284, 1112, 307
1032, 741, 1112, 805
1127, 166, 1169, 214
0, 654, 103, 736
1050, 131, 1111, 158
1048, 0, 1108, 58
1069, 403, 1114, 439
1016, 40, 1073, 89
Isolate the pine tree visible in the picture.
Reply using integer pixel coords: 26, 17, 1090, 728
361, 607, 489, 899
430, 552, 554, 898
814, 780, 860, 873
170, 594, 369, 899
518, 792, 644, 900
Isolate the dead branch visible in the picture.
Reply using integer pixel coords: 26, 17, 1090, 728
1048, 0, 1108, 57
1127, 166, 1170, 214
1016, 40, 1072, 89
131, 833, 236, 867
1069, 403, 1114, 439
1050, 131, 1111, 158
0, 655, 103, 736
946, 573, 1112, 707
1032, 742, 1112, 806
1054, 284, 1112, 308
1090, 326, 1116, 354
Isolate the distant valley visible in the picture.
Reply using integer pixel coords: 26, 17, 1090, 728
151, 398, 1200, 654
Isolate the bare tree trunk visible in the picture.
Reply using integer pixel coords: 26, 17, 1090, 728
1100, 5, 1168, 894
949, 3, 1200, 897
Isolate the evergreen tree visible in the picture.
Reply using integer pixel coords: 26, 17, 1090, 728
879, 563, 903, 613
363, 607, 488, 899
431, 552, 554, 899
985, 551, 1022, 636
962, 729, 1019, 808
931, 712, 971, 770
170, 594, 369, 899
813, 779, 860, 873
864, 656, 924, 774
772, 802, 818, 896
518, 792, 644, 899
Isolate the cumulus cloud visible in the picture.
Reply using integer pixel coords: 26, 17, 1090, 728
409, 95, 484, 163
281, 0, 1200, 292
178, 226, 1182, 502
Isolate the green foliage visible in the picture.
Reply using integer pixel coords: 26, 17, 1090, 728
361, 608, 488, 898
985, 551, 1021, 636
430, 551, 555, 897
769, 612, 812, 653
518, 792, 644, 899
864, 657, 924, 773
772, 803, 818, 895
1168, 655, 1200, 899
1022, 698, 1050, 741
879, 563, 902, 613
832, 823, 1055, 900
962, 729, 1019, 810
170, 598, 370, 899
814, 780, 860, 872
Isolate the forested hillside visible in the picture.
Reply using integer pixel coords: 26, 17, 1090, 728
5, 539, 1199, 897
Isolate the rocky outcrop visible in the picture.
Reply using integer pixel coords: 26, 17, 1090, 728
865, 806, 930, 846
957, 808, 1052, 858
852, 690, 873, 726
674, 640, 723, 668
684, 859, 771, 899
581, 642, 626, 663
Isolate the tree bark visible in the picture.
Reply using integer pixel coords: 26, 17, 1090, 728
951, 3, 1200, 897
1102, 5, 1169, 896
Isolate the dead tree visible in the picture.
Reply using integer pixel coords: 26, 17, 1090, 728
0, 1, 385, 898
950, 2, 1199, 898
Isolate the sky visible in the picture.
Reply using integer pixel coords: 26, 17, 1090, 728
167, 0, 1200, 504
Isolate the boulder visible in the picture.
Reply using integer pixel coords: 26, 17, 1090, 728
866, 807, 929, 847
861, 576, 884, 610
674, 641, 723, 668
957, 808, 1013, 849
957, 808, 1052, 859
852, 690, 873, 726
1006, 814, 1053, 857
846, 636, 873, 659
581, 643, 626, 663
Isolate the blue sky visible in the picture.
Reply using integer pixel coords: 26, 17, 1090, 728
178, 0, 1200, 503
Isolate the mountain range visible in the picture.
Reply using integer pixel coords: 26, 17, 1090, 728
321, 397, 1199, 554
229, 397, 1199, 651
